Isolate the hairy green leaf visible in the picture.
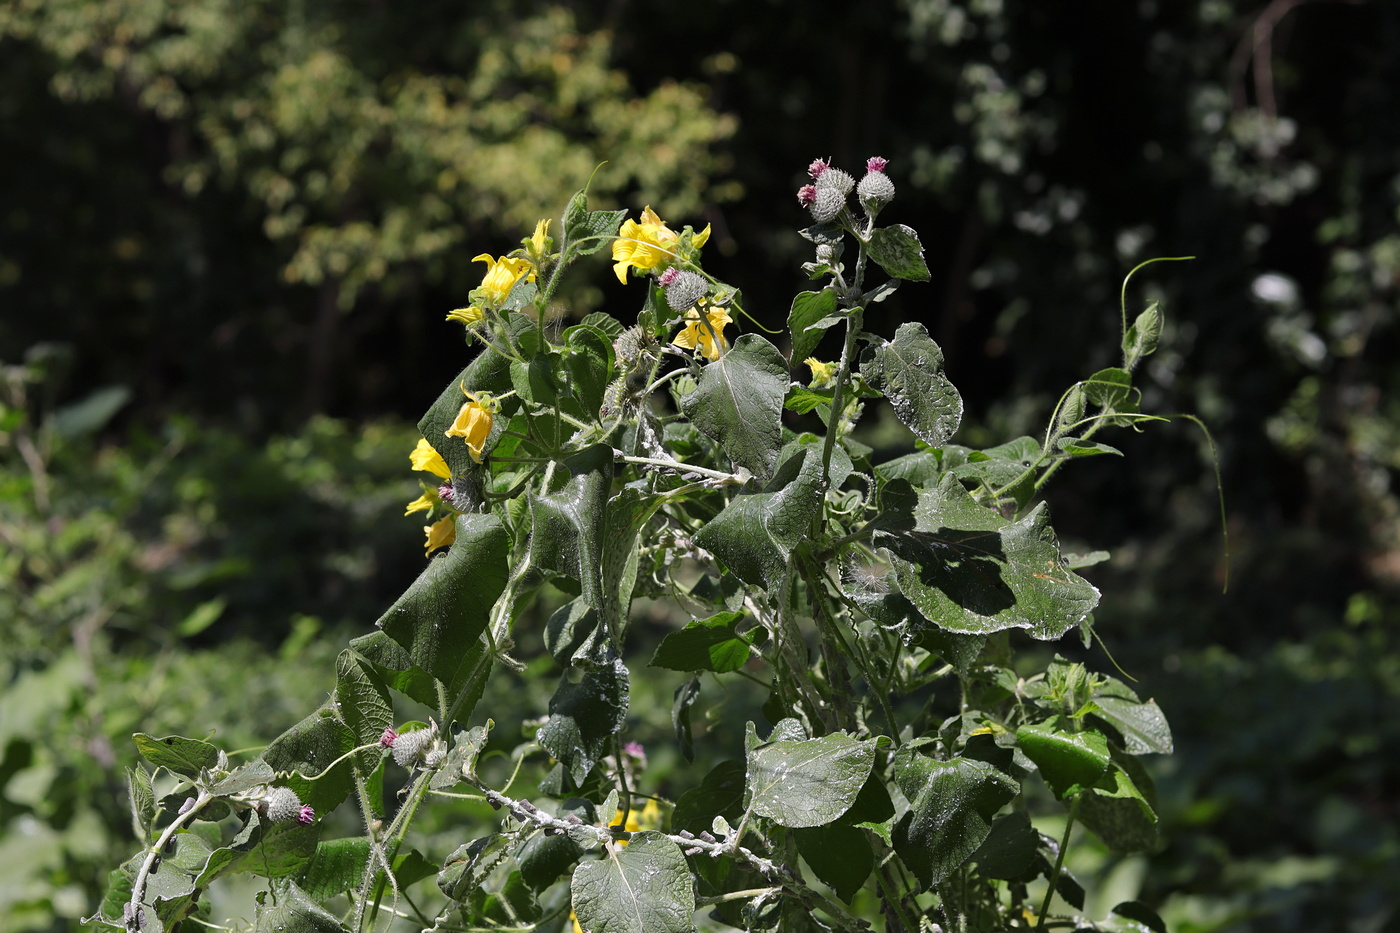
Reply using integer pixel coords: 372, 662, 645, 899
132, 734, 219, 778
786, 288, 840, 364
879, 473, 1101, 639
681, 333, 788, 482
650, 612, 753, 673
891, 749, 1018, 889
253, 879, 344, 932
376, 512, 509, 701
571, 832, 695, 933
794, 824, 872, 902
746, 726, 876, 828
861, 322, 962, 447
867, 224, 931, 281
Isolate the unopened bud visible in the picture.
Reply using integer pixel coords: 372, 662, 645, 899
815, 167, 855, 195
391, 729, 434, 769
262, 786, 307, 825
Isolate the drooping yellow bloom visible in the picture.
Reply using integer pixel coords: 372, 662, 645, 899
410, 438, 452, 479
611, 206, 711, 284
445, 305, 483, 326
445, 394, 493, 463
609, 798, 663, 839
471, 252, 534, 307
404, 488, 439, 516
672, 305, 732, 361
424, 515, 456, 554
805, 357, 837, 388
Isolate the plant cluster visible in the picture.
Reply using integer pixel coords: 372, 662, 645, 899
93, 159, 1190, 933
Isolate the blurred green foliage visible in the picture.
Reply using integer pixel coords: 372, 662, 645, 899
1, 0, 1398, 930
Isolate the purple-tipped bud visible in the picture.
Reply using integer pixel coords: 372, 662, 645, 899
807, 158, 830, 179
797, 184, 817, 207
866, 156, 889, 173
657, 267, 681, 288
297, 804, 316, 825
392, 728, 434, 769
437, 483, 455, 502
379, 728, 397, 748
857, 169, 896, 209
263, 786, 307, 824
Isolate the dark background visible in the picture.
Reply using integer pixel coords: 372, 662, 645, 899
2, 1, 1397, 930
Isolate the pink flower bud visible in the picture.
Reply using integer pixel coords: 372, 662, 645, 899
807, 158, 830, 179
297, 804, 316, 825
658, 267, 681, 288
797, 185, 817, 207
866, 156, 889, 173
379, 728, 398, 748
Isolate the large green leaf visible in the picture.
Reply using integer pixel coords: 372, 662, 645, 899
1015, 723, 1112, 799
375, 512, 509, 699
571, 832, 695, 933
861, 322, 962, 447
530, 446, 611, 628
794, 824, 872, 903
1076, 752, 1159, 854
564, 324, 615, 418
680, 333, 788, 482
745, 724, 876, 828
694, 444, 825, 592
334, 650, 393, 773
537, 658, 629, 786
252, 879, 345, 932
1090, 682, 1174, 755
971, 812, 1040, 880
867, 224, 931, 281
786, 288, 840, 364
890, 749, 1018, 889
877, 473, 1100, 639
650, 612, 753, 673
258, 701, 357, 816
132, 734, 220, 778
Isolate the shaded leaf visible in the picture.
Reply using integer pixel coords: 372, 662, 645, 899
132, 734, 219, 778
861, 323, 962, 447
335, 650, 393, 773
695, 444, 825, 592
786, 288, 840, 364
651, 612, 753, 673
890, 749, 1018, 889
376, 512, 509, 701
681, 333, 788, 482
794, 824, 872, 902
537, 658, 630, 786
971, 812, 1039, 880
258, 702, 356, 816
878, 473, 1100, 639
672, 759, 746, 837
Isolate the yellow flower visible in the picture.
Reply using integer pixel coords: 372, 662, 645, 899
444, 392, 493, 463
528, 218, 551, 262
672, 305, 732, 361
424, 515, 456, 554
805, 357, 837, 388
445, 306, 483, 326
471, 252, 534, 307
610, 798, 663, 837
404, 488, 438, 516
410, 438, 451, 479
611, 206, 711, 284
